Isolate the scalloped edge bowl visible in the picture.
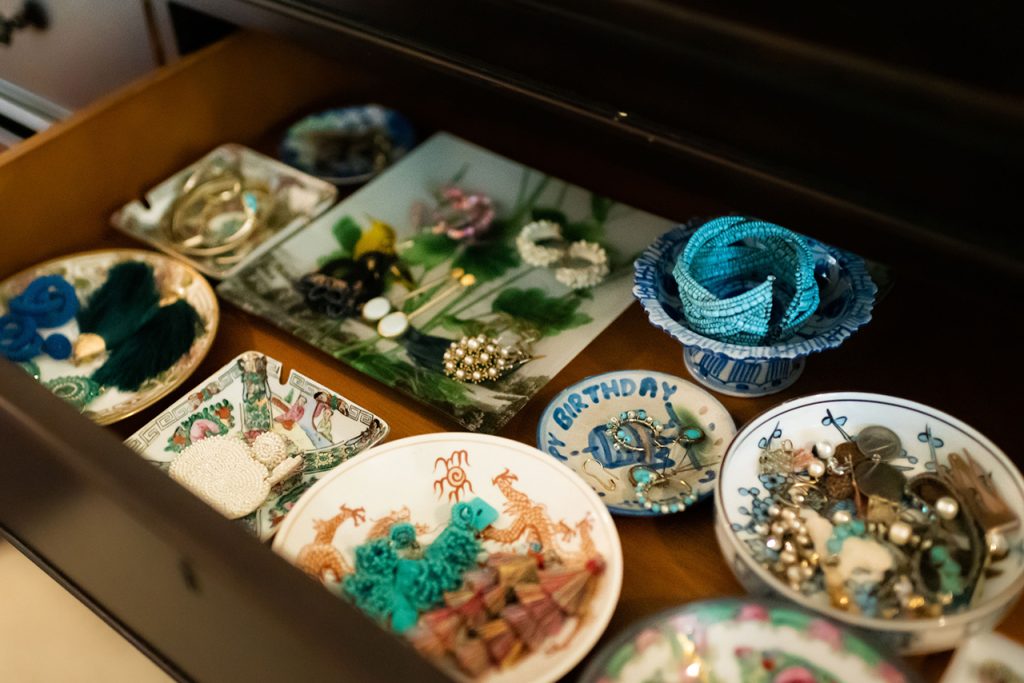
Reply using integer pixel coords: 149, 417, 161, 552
634, 223, 877, 397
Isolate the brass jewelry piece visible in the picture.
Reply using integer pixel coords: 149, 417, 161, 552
442, 333, 532, 384
581, 457, 617, 492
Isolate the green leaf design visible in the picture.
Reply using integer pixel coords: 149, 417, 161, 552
437, 314, 492, 337
591, 194, 613, 223
454, 240, 520, 282
409, 369, 475, 408
317, 250, 346, 267
491, 287, 592, 337
401, 232, 458, 270
332, 215, 362, 256
530, 207, 568, 226
562, 218, 603, 243
341, 346, 474, 408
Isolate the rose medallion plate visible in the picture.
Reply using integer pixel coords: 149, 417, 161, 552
0, 249, 218, 425
126, 351, 388, 541
580, 599, 916, 683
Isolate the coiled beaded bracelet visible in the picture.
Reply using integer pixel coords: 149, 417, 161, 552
671, 216, 820, 345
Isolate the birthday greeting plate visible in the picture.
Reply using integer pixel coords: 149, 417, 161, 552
580, 599, 916, 683
272, 433, 623, 683
0, 249, 218, 425
126, 351, 389, 541
537, 370, 736, 516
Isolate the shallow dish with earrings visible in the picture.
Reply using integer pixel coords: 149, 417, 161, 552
537, 369, 736, 516
0, 249, 218, 425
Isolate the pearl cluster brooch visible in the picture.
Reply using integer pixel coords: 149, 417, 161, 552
442, 334, 531, 384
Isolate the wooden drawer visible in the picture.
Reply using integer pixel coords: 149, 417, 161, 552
0, 31, 1019, 682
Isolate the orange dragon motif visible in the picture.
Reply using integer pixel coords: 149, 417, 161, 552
366, 505, 432, 540
484, 468, 571, 555
295, 504, 365, 583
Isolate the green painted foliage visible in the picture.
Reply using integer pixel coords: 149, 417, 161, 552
401, 232, 458, 270
491, 288, 591, 337
333, 215, 362, 255
453, 240, 521, 282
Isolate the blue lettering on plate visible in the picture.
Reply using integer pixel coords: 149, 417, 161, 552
599, 380, 621, 400
639, 377, 658, 397
661, 381, 678, 401
547, 431, 567, 460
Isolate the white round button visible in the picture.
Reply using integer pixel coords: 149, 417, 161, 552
377, 311, 410, 338
362, 296, 392, 322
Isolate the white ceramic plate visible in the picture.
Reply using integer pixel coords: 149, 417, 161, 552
126, 351, 388, 541
273, 432, 623, 683
537, 370, 736, 516
940, 631, 1024, 683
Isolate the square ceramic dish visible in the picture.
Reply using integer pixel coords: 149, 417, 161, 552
125, 351, 389, 541
111, 143, 337, 279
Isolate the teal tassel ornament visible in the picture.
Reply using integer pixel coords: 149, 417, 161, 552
92, 299, 201, 392
342, 498, 498, 634
73, 261, 160, 363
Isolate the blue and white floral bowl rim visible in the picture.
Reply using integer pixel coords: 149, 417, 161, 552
279, 104, 416, 185
536, 369, 736, 517
713, 390, 1024, 644
633, 222, 878, 362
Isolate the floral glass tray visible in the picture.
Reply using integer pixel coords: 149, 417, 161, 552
125, 351, 388, 541
218, 133, 673, 432
112, 143, 338, 279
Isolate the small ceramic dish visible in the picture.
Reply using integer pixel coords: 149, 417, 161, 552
580, 598, 916, 683
273, 432, 623, 683
939, 631, 1024, 683
536, 370, 736, 516
279, 104, 416, 185
112, 143, 338, 279
715, 392, 1024, 654
125, 351, 388, 541
0, 249, 218, 425
634, 222, 876, 397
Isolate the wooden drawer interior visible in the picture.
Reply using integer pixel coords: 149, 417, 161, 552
1, 30, 1020, 682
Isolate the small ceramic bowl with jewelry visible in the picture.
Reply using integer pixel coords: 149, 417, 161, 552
634, 222, 877, 397
279, 104, 416, 185
714, 391, 1024, 654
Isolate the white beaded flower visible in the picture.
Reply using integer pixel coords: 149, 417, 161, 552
516, 220, 567, 267
555, 241, 610, 290
169, 434, 303, 519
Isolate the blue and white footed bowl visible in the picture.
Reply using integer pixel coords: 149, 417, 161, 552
715, 392, 1024, 654
634, 223, 877, 397
280, 104, 416, 185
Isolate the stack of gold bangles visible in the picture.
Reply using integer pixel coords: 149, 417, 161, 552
163, 155, 273, 265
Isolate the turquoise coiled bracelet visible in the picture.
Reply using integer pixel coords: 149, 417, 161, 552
671, 216, 820, 345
